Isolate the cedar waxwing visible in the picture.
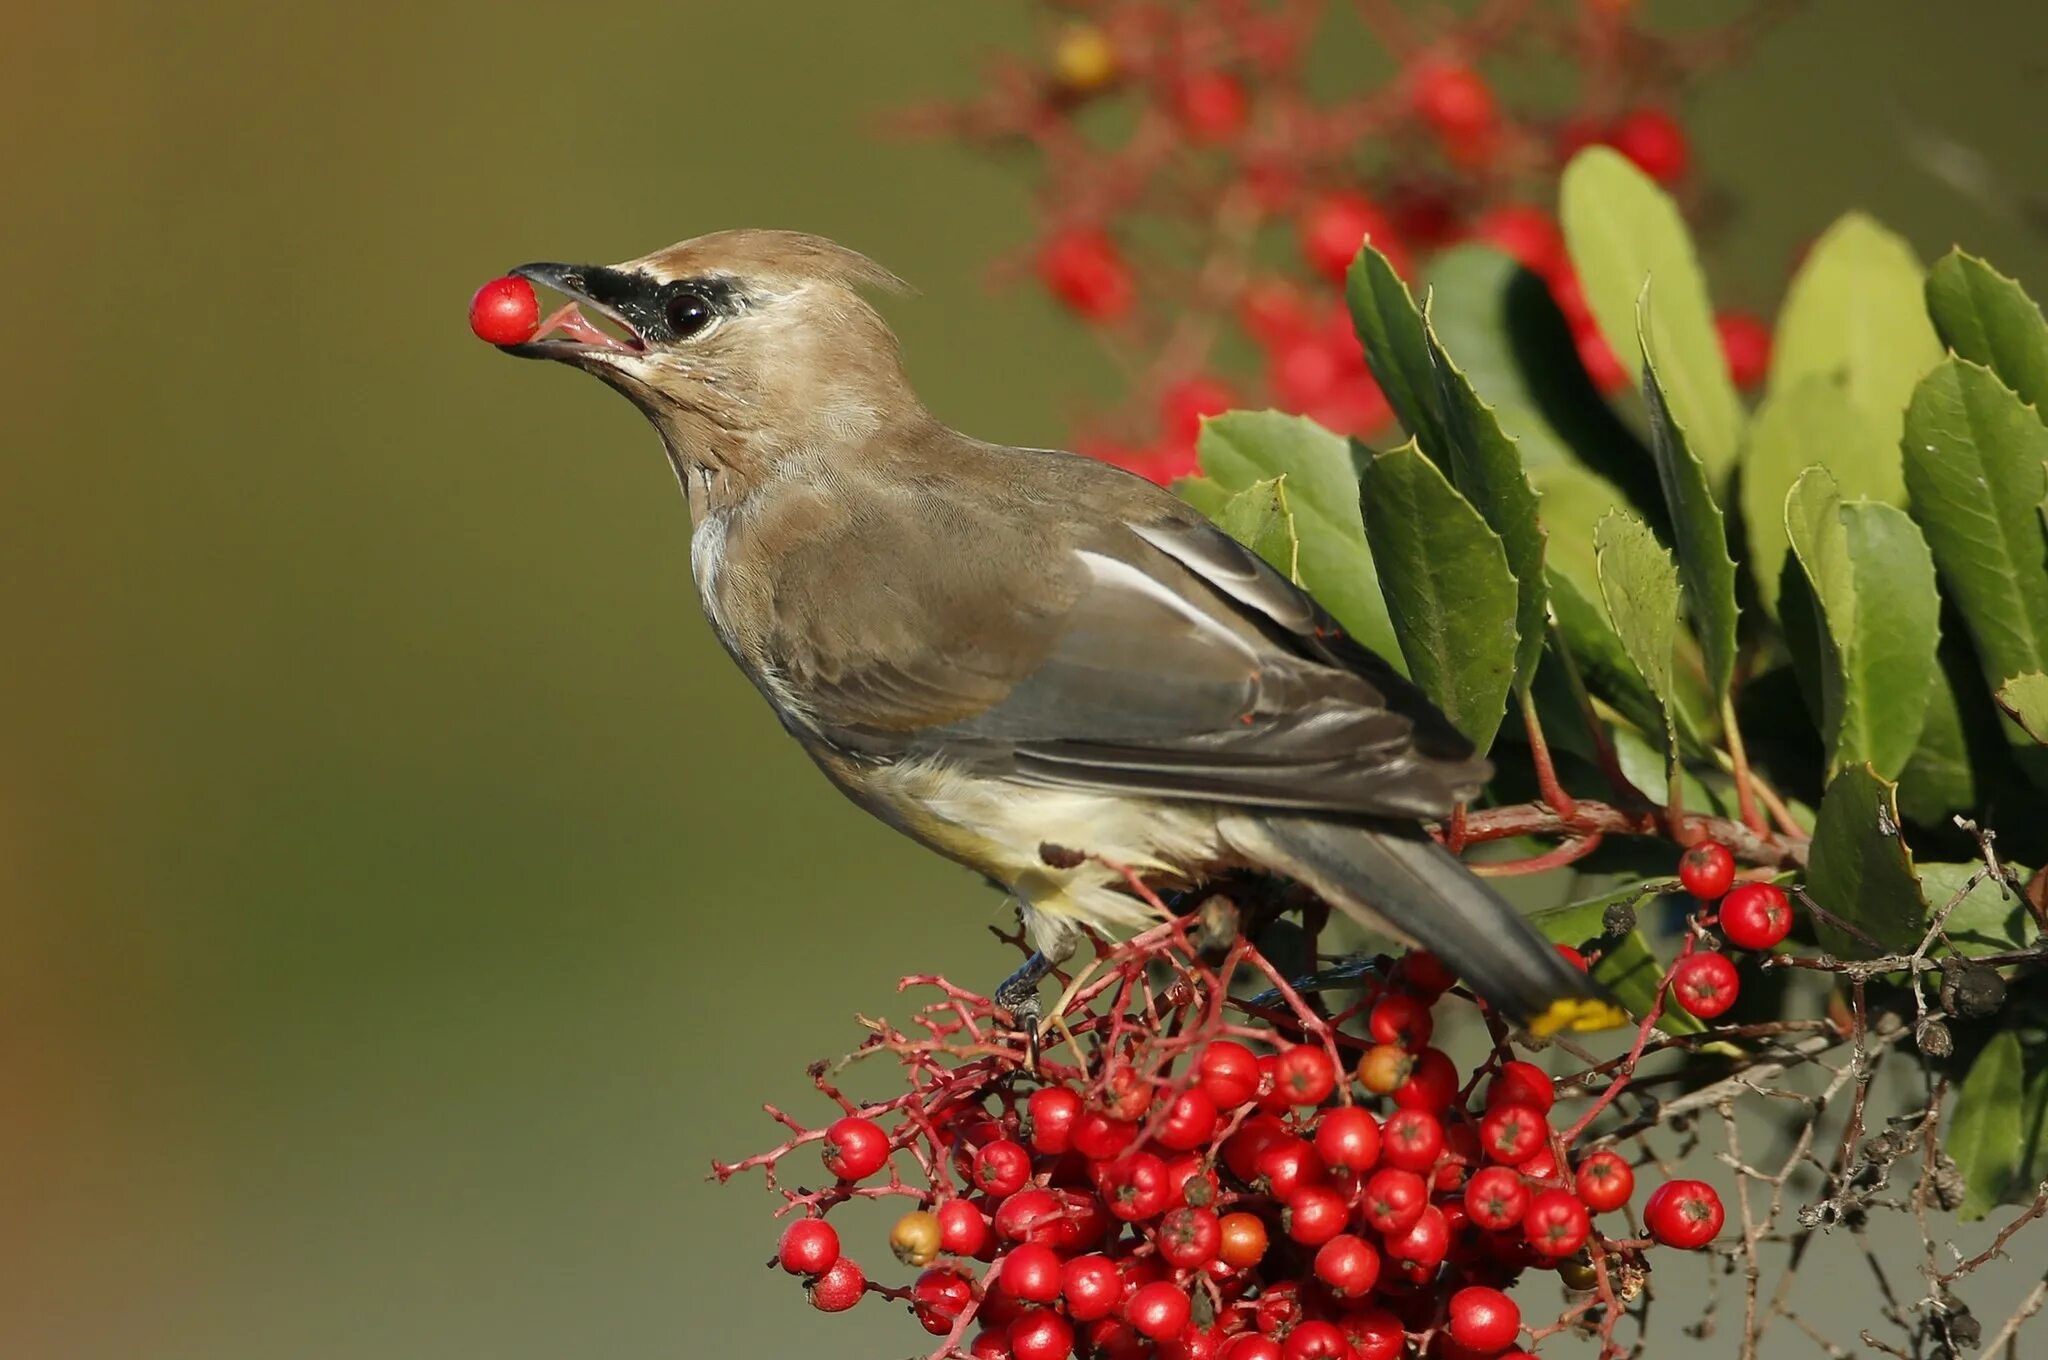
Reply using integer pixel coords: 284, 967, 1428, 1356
492, 229, 1620, 1036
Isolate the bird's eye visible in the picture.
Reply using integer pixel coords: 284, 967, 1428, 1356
665, 291, 715, 339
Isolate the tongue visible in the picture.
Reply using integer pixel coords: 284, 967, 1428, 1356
534, 301, 633, 349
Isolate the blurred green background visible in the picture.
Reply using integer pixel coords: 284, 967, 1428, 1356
4, 3, 2045, 1356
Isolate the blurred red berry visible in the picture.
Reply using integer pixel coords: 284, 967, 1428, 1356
1471, 206, 1566, 276
1038, 228, 1136, 321
1717, 312, 1773, 388
1160, 375, 1237, 450
1612, 107, 1690, 183
1411, 61, 1498, 142
1173, 71, 1250, 140
1299, 192, 1410, 282
1398, 950, 1457, 996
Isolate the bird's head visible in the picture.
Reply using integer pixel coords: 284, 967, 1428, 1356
500, 229, 922, 480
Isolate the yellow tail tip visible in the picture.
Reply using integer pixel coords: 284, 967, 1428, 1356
1529, 997, 1631, 1037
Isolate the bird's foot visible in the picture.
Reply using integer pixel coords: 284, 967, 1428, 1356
995, 951, 1054, 1067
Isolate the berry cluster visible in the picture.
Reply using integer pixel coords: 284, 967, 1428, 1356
904, 1, 1787, 482
1667, 839, 1794, 1021
722, 918, 1734, 1360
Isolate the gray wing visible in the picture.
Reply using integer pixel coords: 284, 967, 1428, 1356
803, 510, 1488, 822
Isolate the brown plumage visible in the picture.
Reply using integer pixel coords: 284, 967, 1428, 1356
493, 229, 1621, 1034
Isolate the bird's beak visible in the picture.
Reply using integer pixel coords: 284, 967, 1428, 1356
499, 262, 653, 361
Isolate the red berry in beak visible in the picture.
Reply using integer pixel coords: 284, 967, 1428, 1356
469, 275, 540, 346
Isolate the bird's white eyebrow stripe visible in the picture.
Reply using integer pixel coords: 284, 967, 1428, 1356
1076, 549, 1261, 663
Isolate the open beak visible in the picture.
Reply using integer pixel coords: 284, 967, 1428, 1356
500, 263, 652, 360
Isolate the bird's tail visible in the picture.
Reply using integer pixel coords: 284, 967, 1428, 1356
1219, 813, 1626, 1035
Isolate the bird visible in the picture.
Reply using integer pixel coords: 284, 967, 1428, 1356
487, 228, 1622, 1037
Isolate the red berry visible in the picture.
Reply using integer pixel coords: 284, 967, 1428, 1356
1061, 1254, 1123, 1321
1038, 228, 1136, 321
1313, 1232, 1383, 1297
1369, 994, 1435, 1050
1218, 1211, 1270, 1269
1283, 1320, 1352, 1360
1471, 206, 1566, 277
1072, 1110, 1139, 1163
1678, 839, 1737, 900
1313, 1106, 1383, 1175
1027, 1087, 1083, 1155
1269, 331, 1350, 409
1337, 1305, 1404, 1360
1223, 1338, 1284, 1360
1360, 1167, 1429, 1235
1082, 1318, 1151, 1360
1157, 1205, 1223, 1269
1011, 1308, 1078, 1360
1271, 1043, 1339, 1106
1099, 1063, 1157, 1122
1447, 1286, 1521, 1353
1574, 1150, 1636, 1214
1478, 1103, 1550, 1166
1392, 1048, 1460, 1111
1157, 1086, 1220, 1152
1612, 108, 1691, 184
1645, 1178, 1725, 1249
1283, 1182, 1352, 1246
974, 1139, 1035, 1198
1555, 943, 1591, 973
776, 1218, 841, 1276
1670, 951, 1741, 1019
1299, 192, 1409, 283
998, 1243, 1064, 1303
1380, 1109, 1446, 1173
807, 1255, 866, 1312
1221, 1113, 1290, 1182
1398, 950, 1457, 996
1577, 325, 1628, 393
1098, 1151, 1174, 1221
971, 1328, 1017, 1360
1159, 375, 1237, 451
1127, 1282, 1194, 1341
994, 1188, 1064, 1245
914, 1266, 977, 1334
937, 1198, 991, 1258
1411, 61, 1498, 142
1165, 1154, 1221, 1209
468, 276, 539, 346
1251, 1138, 1326, 1200
1717, 312, 1773, 389
1163, 1327, 1222, 1360
1719, 881, 1793, 950
820, 1116, 890, 1181
1384, 1203, 1451, 1273
1238, 280, 1313, 347
1254, 1281, 1304, 1335
1465, 1165, 1530, 1231
1173, 71, 1250, 141
1523, 1188, 1592, 1257
1485, 1061, 1556, 1114
1197, 1041, 1265, 1111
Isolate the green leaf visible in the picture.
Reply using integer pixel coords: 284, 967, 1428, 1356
1174, 475, 1230, 518
1528, 886, 1703, 1034
1950, 1030, 2048, 1221
1422, 245, 1654, 496
1199, 412, 1403, 666
1927, 249, 2048, 413
1423, 313, 1548, 692
1359, 441, 1519, 750
1997, 672, 2048, 743
1769, 213, 1942, 446
1896, 645, 1983, 825
1740, 377, 1903, 617
1901, 360, 2048, 729
1804, 765, 1927, 958
1348, 245, 1452, 458
1593, 510, 1681, 774
1560, 147, 1745, 481
1918, 861, 2037, 957
1782, 468, 1941, 780
1639, 308, 1741, 701
1212, 477, 1302, 583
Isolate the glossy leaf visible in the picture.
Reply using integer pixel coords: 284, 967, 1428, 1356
1593, 510, 1682, 773
1927, 249, 2048, 412
1782, 468, 1941, 779
1359, 441, 1519, 750
1740, 377, 1902, 616
1919, 861, 2037, 957
1997, 672, 2048, 743
1803, 765, 1927, 958
1895, 650, 1982, 824
1950, 1030, 2048, 1221
1769, 213, 1942, 445
1901, 360, 2048, 724
1639, 307, 1741, 701
1560, 147, 1744, 481
1213, 476, 1302, 583
1199, 411, 1403, 665
1347, 245, 1451, 458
